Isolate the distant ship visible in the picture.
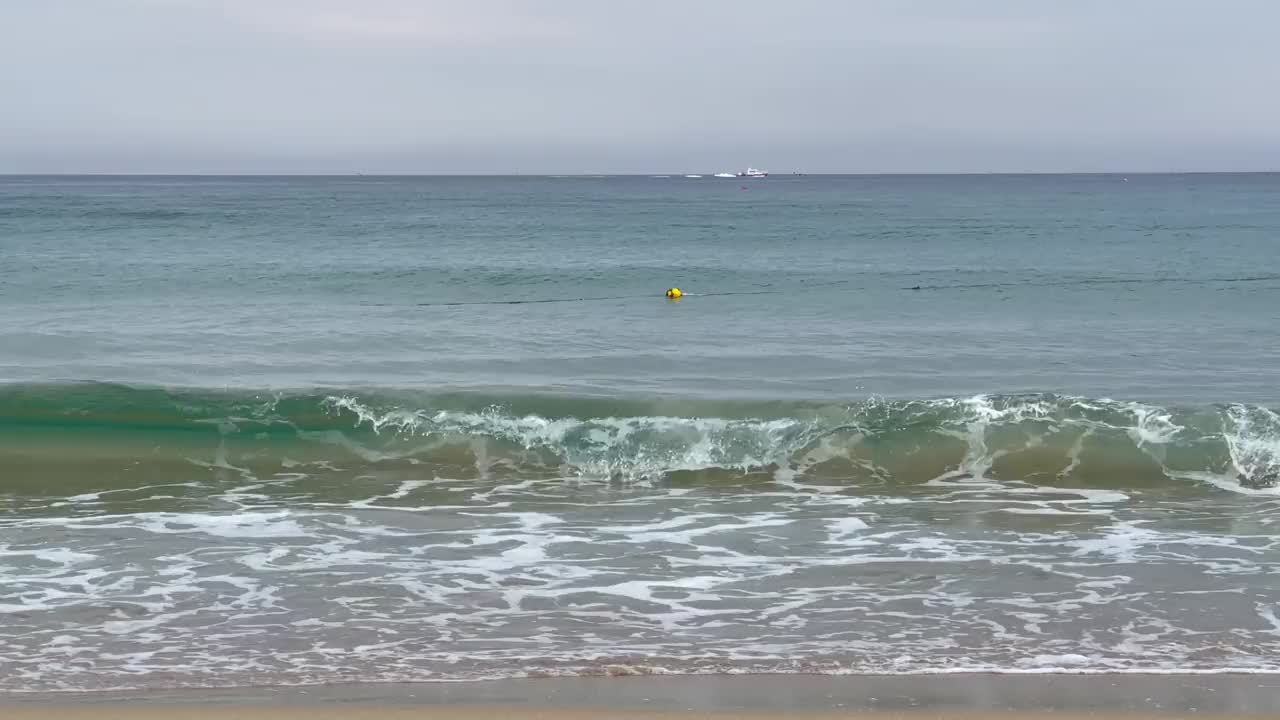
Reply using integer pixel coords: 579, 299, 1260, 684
713, 168, 768, 178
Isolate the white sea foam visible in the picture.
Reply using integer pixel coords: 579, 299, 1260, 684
6, 395, 1280, 690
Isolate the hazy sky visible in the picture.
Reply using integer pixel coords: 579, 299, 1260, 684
3, 0, 1278, 173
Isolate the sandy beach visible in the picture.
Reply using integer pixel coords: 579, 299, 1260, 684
4, 675, 1280, 718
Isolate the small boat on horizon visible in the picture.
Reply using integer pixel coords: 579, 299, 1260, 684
737, 167, 768, 178
713, 172, 736, 178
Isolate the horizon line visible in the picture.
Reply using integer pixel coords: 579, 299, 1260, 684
3, 170, 1279, 178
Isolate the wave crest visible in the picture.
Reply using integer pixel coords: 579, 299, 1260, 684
2, 383, 1278, 494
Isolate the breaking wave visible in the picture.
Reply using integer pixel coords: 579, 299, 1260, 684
1, 383, 1276, 494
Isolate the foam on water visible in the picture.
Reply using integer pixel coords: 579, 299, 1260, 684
3, 460, 1278, 690
1223, 405, 1280, 488
6, 173, 1280, 691
3, 386, 1280, 690
325, 395, 818, 481
304, 392, 1280, 495
3, 383, 1280, 494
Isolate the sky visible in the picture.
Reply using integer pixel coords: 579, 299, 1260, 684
2, 0, 1279, 174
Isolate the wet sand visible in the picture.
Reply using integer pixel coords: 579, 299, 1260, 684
0, 709, 1161, 720
4, 674, 1280, 717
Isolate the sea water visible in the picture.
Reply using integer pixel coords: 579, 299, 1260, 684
1, 174, 1278, 689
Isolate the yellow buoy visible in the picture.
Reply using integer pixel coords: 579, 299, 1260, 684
665, 288, 683, 299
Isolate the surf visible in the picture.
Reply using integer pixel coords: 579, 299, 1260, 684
1, 383, 1276, 496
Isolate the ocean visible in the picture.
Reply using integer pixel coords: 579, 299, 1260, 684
1, 173, 1279, 691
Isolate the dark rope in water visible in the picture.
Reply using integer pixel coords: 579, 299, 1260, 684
365, 273, 1279, 308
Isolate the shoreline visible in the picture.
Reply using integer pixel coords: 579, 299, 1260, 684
4, 674, 1280, 716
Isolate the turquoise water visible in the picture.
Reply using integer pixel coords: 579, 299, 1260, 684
1, 174, 1279, 690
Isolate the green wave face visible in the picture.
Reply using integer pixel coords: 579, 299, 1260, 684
2, 383, 1276, 507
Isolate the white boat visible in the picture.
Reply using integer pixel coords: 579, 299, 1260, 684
713, 172, 736, 178
736, 167, 768, 178
684, 174, 703, 178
